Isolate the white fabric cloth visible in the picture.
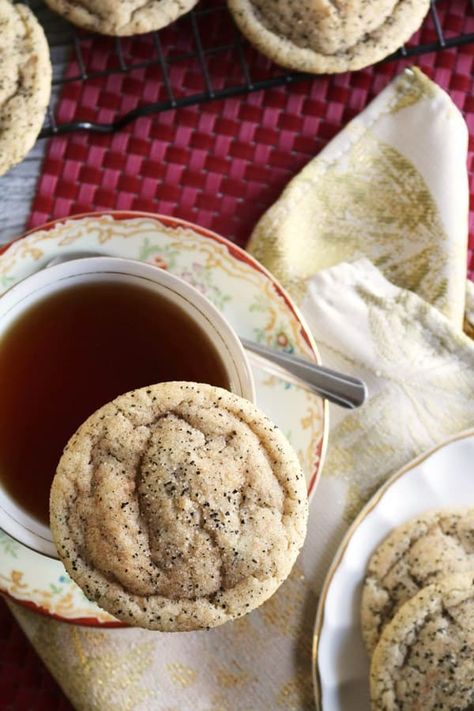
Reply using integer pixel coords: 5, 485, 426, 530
249, 67, 469, 328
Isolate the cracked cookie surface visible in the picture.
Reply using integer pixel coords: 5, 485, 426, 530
227, 0, 430, 74
361, 509, 474, 655
0, 0, 51, 176
50, 382, 308, 631
43, 0, 198, 36
370, 573, 474, 710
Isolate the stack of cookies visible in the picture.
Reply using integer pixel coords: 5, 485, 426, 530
361, 509, 474, 710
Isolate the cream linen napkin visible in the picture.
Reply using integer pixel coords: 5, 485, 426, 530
6, 67, 474, 711
248, 67, 469, 329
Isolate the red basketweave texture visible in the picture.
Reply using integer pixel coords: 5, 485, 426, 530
28, 1, 474, 271
2, 1, 474, 708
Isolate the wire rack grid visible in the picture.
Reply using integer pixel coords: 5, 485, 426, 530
24, 0, 474, 137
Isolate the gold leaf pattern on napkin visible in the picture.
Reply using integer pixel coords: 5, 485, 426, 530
249, 132, 453, 319
215, 665, 251, 689
166, 663, 198, 689
390, 66, 436, 114
465, 281, 474, 338
249, 67, 468, 328
276, 670, 314, 710
11, 604, 157, 711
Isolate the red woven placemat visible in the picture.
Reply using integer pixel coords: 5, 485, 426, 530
2, 2, 474, 709
27, 1, 474, 270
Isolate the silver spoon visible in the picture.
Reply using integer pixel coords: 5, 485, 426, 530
44, 252, 367, 409
242, 339, 366, 409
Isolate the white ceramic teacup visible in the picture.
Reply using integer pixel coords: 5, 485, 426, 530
0, 257, 255, 558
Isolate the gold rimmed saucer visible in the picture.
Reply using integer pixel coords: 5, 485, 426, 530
0, 211, 328, 625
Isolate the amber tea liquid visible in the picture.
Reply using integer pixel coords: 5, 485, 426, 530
0, 281, 230, 525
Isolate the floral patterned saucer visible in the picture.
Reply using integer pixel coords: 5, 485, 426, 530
0, 211, 327, 626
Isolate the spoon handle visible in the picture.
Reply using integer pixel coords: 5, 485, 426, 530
241, 338, 367, 410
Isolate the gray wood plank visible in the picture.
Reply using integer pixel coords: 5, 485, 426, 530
0, 141, 49, 246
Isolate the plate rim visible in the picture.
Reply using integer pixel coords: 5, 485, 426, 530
0, 209, 329, 626
312, 426, 474, 710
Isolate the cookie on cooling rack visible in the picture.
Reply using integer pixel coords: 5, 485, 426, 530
50, 382, 308, 632
370, 572, 474, 710
361, 508, 474, 655
227, 0, 430, 74
43, 0, 199, 36
0, 0, 51, 176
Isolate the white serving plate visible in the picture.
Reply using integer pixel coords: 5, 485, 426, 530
313, 429, 474, 710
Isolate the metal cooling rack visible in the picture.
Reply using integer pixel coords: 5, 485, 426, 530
27, 0, 474, 137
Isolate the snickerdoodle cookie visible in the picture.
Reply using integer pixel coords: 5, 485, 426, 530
0, 0, 51, 176
50, 382, 308, 631
361, 508, 474, 654
43, 0, 198, 36
370, 572, 474, 710
227, 0, 430, 74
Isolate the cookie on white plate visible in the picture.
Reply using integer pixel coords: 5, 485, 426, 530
0, 0, 51, 176
361, 508, 474, 654
370, 572, 474, 710
227, 0, 431, 74
43, 0, 198, 36
50, 382, 308, 631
